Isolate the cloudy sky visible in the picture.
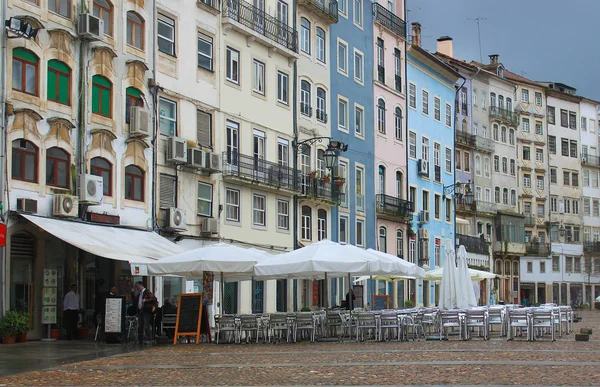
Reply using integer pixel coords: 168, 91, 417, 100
406, 0, 600, 101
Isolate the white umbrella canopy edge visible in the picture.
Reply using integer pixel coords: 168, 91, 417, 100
365, 248, 425, 278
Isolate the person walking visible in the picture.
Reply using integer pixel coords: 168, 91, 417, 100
63, 284, 80, 340
135, 281, 156, 344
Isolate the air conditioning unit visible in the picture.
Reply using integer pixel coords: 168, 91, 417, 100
204, 152, 221, 171
16, 198, 37, 213
201, 218, 219, 235
77, 13, 104, 41
187, 148, 205, 169
130, 107, 151, 137
167, 136, 188, 164
419, 210, 430, 224
418, 228, 430, 240
53, 194, 79, 217
78, 174, 103, 204
166, 207, 187, 231
332, 166, 344, 179
418, 159, 429, 176
420, 240, 430, 261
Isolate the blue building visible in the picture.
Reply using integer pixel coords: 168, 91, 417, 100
407, 25, 462, 306
329, 0, 375, 305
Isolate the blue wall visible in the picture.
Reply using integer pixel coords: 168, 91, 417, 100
407, 48, 458, 306
330, 0, 375, 301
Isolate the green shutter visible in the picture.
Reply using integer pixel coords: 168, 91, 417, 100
47, 71, 57, 101
58, 73, 69, 104
13, 48, 38, 63
92, 84, 100, 113
101, 89, 111, 116
48, 60, 70, 73
126, 87, 142, 98
92, 75, 111, 88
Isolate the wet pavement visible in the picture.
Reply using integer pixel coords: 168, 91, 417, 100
0, 310, 599, 386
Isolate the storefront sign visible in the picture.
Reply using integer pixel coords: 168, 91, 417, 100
173, 293, 211, 345
42, 306, 57, 324
86, 212, 120, 225
130, 264, 148, 276
104, 297, 124, 333
0, 223, 6, 247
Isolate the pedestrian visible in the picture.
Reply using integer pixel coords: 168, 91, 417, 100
63, 284, 80, 340
135, 281, 156, 344
345, 288, 356, 310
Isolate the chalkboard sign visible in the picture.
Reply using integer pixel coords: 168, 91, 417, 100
174, 293, 208, 345
372, 294, 389, 311
104, 296, 125, 333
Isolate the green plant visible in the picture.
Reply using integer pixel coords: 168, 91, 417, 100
0, 310, 30, 336
300, 306, 311, 312
404, 300, 414, 308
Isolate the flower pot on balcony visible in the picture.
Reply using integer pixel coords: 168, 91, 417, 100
1, 335, 16, 344
322, 177, 330, 183
308, 173, 317, 179
334, 180, 344, 186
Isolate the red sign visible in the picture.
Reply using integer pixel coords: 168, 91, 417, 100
0, 223, 5, 247
86, 212, 120, 225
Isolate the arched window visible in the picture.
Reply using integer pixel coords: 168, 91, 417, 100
378, 165, 385, 194
394, 107, 403, 141
461, 118, 467, 132
300, 80, 311, 116
379, 226, 387, 253
377, 98, 386, 134
12, 48, 39, 96
396, 171, 403, 198
502, 188, 509, 205
509, 128, 515, 145
501, 126, 507, 143
505, 261, 511, 276
511, 189, 517, 206
11, 139, 38, 183
316, 27, 325, 62
300, 18, 310, 54
47, 60, 71, 105
301, 205, 312, 240
90, 157, 112, 196
493, 124, 499, 141
494, 186, 500, 203
125, 165, 144, 201
93, 0, 113, 36
92, 75, 112, 117
126, 12, 145, 50
495, 260, 502, 275
396, 229, 403, 258
506, 97, 512, 111
513, 261, 519, 275
316, 87, 327, 122
475, 155, 481, 175
490, 92, 496, 107
317, 209, 327, 241
125, 87, 144, 123
46, 147, 70, 188
498, 95, 504, 109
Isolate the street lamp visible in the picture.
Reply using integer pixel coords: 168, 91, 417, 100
323, 147, 338, 169
464, 183, 474, 206
559, 222, 565, 238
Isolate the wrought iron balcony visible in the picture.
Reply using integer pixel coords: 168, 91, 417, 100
300, 102, 312, 117
455, 131, 476, 148
457, 234, 489, 255
582, 154, 600, 168
456, 197, 475, 214
475, 135, 494, 153
316, 109, 327, 123
377, 65, 385, 84
222, 0, 298, 54
298, 0, 338, 24
525, 242, 550, 256
584, 242, 600, 253
222, 151, 301, 192
372, 3, 406, 39
489, 106, 519, 126
376, 194, 413, 220
300, 175, 338, 203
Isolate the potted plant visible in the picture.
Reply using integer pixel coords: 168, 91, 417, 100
77, 318, 90, 339
15, 310, 30, 343
0, 310, 27, 344
321, 174, 331, 183
334, 179, 344, 186
308, 171, 318, 179
404, 300, 414, 308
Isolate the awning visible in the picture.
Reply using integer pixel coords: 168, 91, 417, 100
456, 217, 470, 225
22, 214, 184, 263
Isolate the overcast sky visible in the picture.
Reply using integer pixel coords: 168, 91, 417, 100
406, 0, 600, 101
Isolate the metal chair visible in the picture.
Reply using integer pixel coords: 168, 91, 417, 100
215, 315, 238, 344
379, 312, 401, 341
356, 312, 379, 342
441, 310, 463, 340
295, 313, 316, 342
532, 309, 555, 341
488, 306, 506, 337
268, 314, 290, 343
239, 315, 260, 344
465, 308, 489, 340
507, 308, 531, 341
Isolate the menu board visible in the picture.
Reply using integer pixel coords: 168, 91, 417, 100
42, 269, 58, 325
173, 293, 211, 345
42, 306, 57, 324
104, 297, 125, 333
43, 287, 58, 306
372, 294, 389, 311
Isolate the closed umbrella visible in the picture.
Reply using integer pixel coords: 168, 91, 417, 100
455, 245, 477, 308
439, 240, 457, 309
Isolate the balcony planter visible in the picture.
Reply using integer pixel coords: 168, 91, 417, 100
322, 176, 331, 183
308, 172, 317, 179
334, 179, 344, 186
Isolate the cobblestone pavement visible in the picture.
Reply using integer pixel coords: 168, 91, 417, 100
1, 310, 599, 386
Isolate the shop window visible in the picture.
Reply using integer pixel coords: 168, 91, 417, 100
12, 139, 38, 183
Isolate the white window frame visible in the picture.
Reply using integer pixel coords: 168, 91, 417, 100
354, 104, 364, 137
252, 59, 265, 95
277, 199, 289, 230
337, 40, 348, 74
197, 32, 213, 71
252, 193, 266, 227
197, 181, 212, 216
408, 131, 417, 159
339, 215, 349, 244
445, 147, 452, 173
353, 0, 363, 27
355, 219, 364, 247
225, 188, 240, 222
278, 138, 289, 167
408, 83, 416, 109
316, 27, 326, 63
354, 49, 364, 83
422, 89, 429, 115
338, 96, 348, 132
434, 96, 441, 121
276, 71, 289, 105
159, 97, 177, 136
158, 14, 176, 56
445, 102, 451, 127
226, 46, 240, 84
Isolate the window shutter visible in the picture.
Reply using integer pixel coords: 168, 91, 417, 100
197, 110, 212, 147
160, 174, 176, 209
47, 71, 57, 101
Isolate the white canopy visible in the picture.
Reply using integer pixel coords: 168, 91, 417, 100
354, 274, 416, 283
423, 266, 497, 281
365, 249, 425, 278
455, 245, 478, 308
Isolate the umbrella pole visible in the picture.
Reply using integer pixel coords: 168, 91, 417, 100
324, 272, 328, 309
220, 272, 224, 315
370, 275, 373, 310
347, 273, 352, 310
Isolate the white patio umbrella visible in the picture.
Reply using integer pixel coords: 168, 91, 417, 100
438, 240, 458, 310
354, 274, 416, 283
365, 249, 426, 278
423, 267, 497, 281
455, 245, 478, 308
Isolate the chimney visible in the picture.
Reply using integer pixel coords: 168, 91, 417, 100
489, 54, 499, 65
437, 36, 453, 58
411, 22, 421, 47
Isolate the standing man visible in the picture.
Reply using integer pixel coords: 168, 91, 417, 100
135, 281, 153, 344
63, 284, 80, 340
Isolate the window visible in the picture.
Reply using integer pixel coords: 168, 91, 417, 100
318, 209, 327, 241
560, 109, 568, 127
422, 137, 429, 162
353, 0, 363, 26
582, 117, 588, 130
500, 156, 506, 174
493, 155, 499, 172
422, 90, 429, 115
550, 168, 557, 183
124, 165, 144, 201
356, 166, 364, 211
197, 182, 212, 216
445, 103, 452, 126
535, 148, 543, 163
226, 46, 240, 84
510, 159, 515, 176
481, 92, 487, 109
464, 151, 470, 172
584, 198, 591, 215
355, 106, 364, 136
563, 171, 570, 186
570, 140, 578, 158
11, 140, 38, 183
433, 97, 441, 121
316, 88, 327, 122
300, 18, 310, 54
49, 0, 71, 18
573, 200, 579, 215
549, 136, 556, 154
159, 174, 176, 208
535, 121, 543, 135
434, 239, 441, 267
396, 171, 403, 198
339, 215, 348, 244
445, 147, 452, 173
197, 33, 213, 71
12, 48, 38, 96
379, 227, 387, 253
159, 97, 177, 136
157, 14, 175, 55
252, 194, 266, 226
93, 0, 113, 36
409, 186, 417, 212
125, 87, 143, 124
378, 166, 385, 194
535, 92, 542, 106
338, 160, 348, 207
594, 199, 600, 216
434, 194, 441, 219
47, 60, 70, 105
569, 111, 577, 129
422, 190, 429, 211
354, 51, 363, 82
484, 157, 490, 177
337, 41, 347, 73
377, 99, 386, 134
593, 171, 599, 188
394, 108, 403, 140
226, 189, 240, 221
521, 89, 529, 103
252, 59, 265, 95
475, 155, 481, 175
90, 157, 112, 196
572, 172, 579, 187
522, 118, 530, 133
395, 230, 403, 257
353, 218, 364, 245
277, 200, 289, 230
536, 175, 544, 190
300, 80, 311, 116
46, 147, 70, 189
493, 124, 499, 141
457, 150, 462, 170
408, 83, 416, 109
126, 12, 144, 50
552, 256, 559, 272
316, 28, 325, 62
338, 98, 348, 130
394, 48, 401, 92
91, 75, 112, 117
339, 0, 347, 14
276, 71, 289, 105
523, 173, 531, 188
548, 106, 555, 124
301, 206, 312, 240
408, 131, 416, 158
503, 188, 509, 204
561, 138, 569, 156
537, 203, 545, 217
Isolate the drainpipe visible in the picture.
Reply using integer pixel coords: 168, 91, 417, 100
77, 40, 87, 178
151, 0, 158, 230
291, 0, 298, 312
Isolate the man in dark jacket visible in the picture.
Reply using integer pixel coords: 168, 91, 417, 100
135, 281, 156, 343
345, 289, 356, 310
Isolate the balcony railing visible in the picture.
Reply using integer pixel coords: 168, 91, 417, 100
394, 74, 402, 93
489, 106, 519, 126
376, 194, 413, 220
475, 135, 494, 153
222, 152, 300, 192
372, 3, 406, 39
584, 242, 600, 253
475, 200, 497, 215
298, 0, 338, 24
455, 131, 476, 148
377, 65, 385, 83
525, 243, 550, 256
300, 102, 312, 117
457, 234, 489, 255
222, 0, 298, 53
300, 175, 336, 202
316, 109, 327, 123
582, 154, 600, 168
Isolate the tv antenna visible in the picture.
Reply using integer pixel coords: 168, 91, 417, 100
467, 17, 487, 63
